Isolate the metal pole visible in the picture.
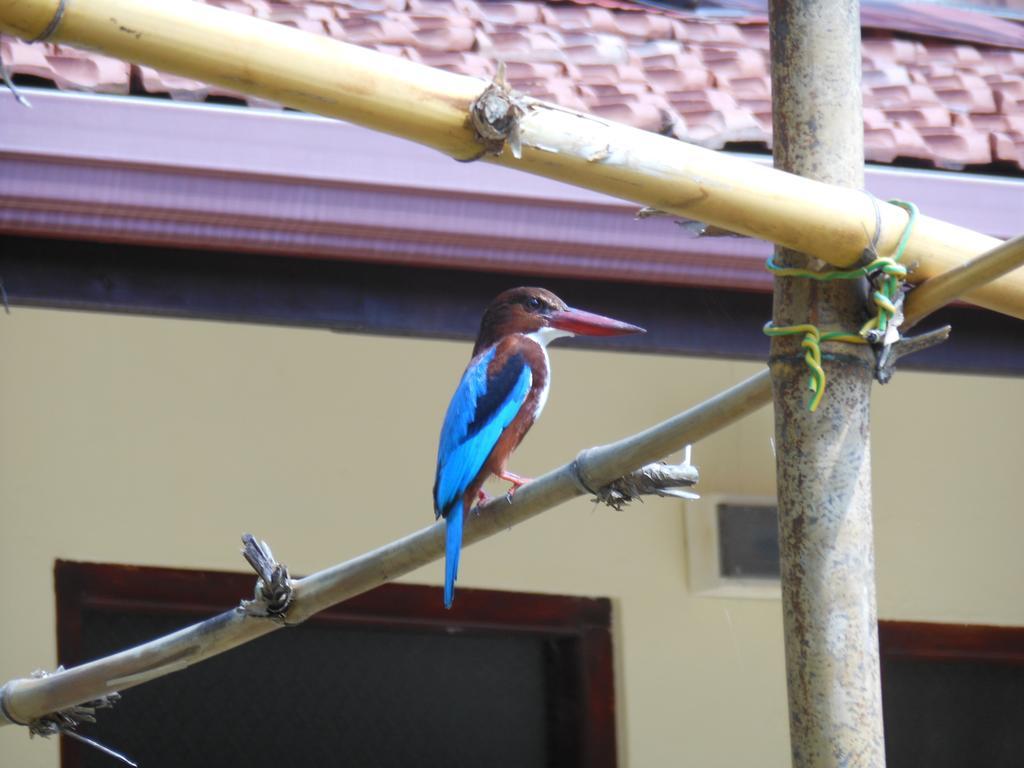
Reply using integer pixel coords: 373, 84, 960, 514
769, 1, 886, 766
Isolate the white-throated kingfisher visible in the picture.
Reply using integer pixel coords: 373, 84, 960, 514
433, 287, 645, 608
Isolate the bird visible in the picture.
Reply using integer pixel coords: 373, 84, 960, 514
433, 287, 645, 608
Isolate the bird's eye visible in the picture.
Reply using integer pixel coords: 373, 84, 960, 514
525, 297, 544, 311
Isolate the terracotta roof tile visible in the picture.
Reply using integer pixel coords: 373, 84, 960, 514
737, 94, 770, 113
137, 66, 211, 101
675, 21, 746, 46
919, 42, 986, 67
880, 106, 952, 128
278, 2, 336, 21
701, 47, 766, 80
992, 131, 1024, 169
990, 78, 1024, 101
861, 37, 928, 65
862, 65, 912, 88
343, 17, 417, 45
417, 50, 495, 77
716, 73, 769, 98
992, 89, 1024, 120
504, 59, 567, 78
737, 24, 770, 51
477, 2, 542, 25
412, 25, 477, 51
867, 83, 941, 108
477, 27, 567, 62
324, 18, 347, 36
627, 38, 685, 56
863, 107, 888, 130
519, 80, 589, 112
644, 66, 714, 92
239, 0, 275, 16
667, 88, 766, 147
585, 82, 652, 101
407, 0, 481, 17
372, 43, 419, 59
208, 1, 256, 15
576, 62, 646, 85
340, 0, 406, 10
634, 46, 703, 70
610, 12, 679, 40
589, 100, 665, 131
4, 41, 131, 93
562, 32, 631, 64
918, 125, 993, 168
137, 64, 283, 108
985, 50, 1024, 74
956, 112, 1016, 135
2, 39, 53, 82
407, 12, 476, 29
933, 84, 997, 115
7, 0, 1024, 175
865, 125, 930, 164
540, 5, 620, 34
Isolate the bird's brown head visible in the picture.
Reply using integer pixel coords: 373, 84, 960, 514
473, 287, 645, 355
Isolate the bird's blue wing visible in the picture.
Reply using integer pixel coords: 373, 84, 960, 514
434, 347, 532, 517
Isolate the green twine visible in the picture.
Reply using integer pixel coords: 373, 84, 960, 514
763, 200, 919, 412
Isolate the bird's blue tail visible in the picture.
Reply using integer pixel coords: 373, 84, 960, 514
444, 501, 464, 609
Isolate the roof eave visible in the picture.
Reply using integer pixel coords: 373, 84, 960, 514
2, 88, 1021, 292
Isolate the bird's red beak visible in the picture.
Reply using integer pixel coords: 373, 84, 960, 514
548, 307, 646, 336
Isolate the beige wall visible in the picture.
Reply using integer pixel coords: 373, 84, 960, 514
1, 307, 1022, 767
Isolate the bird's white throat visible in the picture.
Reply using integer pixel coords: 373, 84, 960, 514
526, 327, 574, 347
523, 327, 569, 421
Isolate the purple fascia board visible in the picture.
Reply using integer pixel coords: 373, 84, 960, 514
1, 88, 1020, 291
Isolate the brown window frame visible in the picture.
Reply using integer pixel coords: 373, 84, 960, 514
55, 559, 617, 768
878, 620, 1024, 665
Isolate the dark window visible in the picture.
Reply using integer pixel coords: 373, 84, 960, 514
879, 620, 1024, 768
56, 561, 616, 768
717, 502, 781, 579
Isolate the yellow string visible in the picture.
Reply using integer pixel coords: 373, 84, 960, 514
763, 200, 918, 412
763, 323, 867, 411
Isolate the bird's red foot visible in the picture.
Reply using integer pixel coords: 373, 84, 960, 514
499, 470, 533, 500
477, 489, 492, 504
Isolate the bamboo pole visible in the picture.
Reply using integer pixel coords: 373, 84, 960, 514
1, 0, 1023, 319
903, 234, 1024, 330
768, 1, 885, 766
0, 370, 771, 727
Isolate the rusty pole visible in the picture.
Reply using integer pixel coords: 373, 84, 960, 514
769, 1, 887, 766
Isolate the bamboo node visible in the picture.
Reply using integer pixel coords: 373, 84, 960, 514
572, 448, 700, 511
593, 461, 700, 511
14, 669, 137, 767
240, 534, 294, 619
469, 62, 526, 159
